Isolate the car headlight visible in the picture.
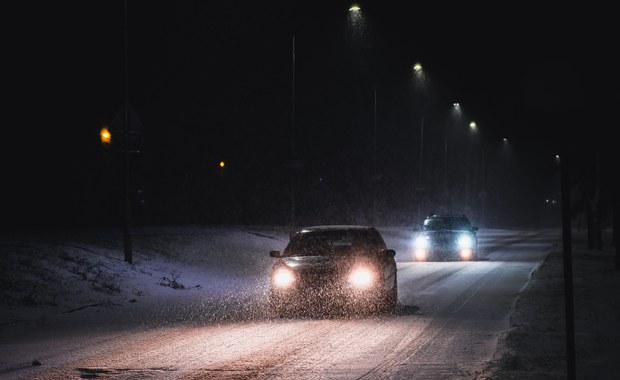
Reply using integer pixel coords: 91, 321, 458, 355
272, 267, 295, 288
457, 234, 474, 249
413, 235, 429, 249
413, 235, 429, 260
348, 267, 376, 288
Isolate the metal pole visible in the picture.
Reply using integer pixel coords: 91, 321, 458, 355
373, 86, 377, 176
560, 151, 576, 379
443, 135, 448, 194
289, 35, 296, 239
372, 86, 377, 225
291, 35, 296, 161
419, 115, 424, 181
123, 0, 133, 264
416, 115, 424, 222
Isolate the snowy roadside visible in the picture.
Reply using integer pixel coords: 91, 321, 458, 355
1, 226, 618, 379
478, 230, 620, 379
0, 226, 290, 336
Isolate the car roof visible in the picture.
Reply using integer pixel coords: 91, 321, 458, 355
425, 214, 469, 219
422, 214, 473, 229
295, 225, 376, 234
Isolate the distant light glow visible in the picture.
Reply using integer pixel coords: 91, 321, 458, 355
347, 3, 366, 38
413, 62, 424, 77
219, 161, 225, 168
469, 121, 477, 132
412, 62, 427, 87
100, 127, 111, 145
452, 102, 462, 116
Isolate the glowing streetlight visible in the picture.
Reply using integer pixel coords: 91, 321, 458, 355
100, 125, 112, 147
349, 4, 361, 12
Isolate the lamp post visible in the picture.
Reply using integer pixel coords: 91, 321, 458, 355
412, 63, 426, 182
371, 85, 379, 225
466, 121, 478, 216
445, 102, 461, 196
468, 121, 488, 225
412, 62, 428, 220
122, 0, 132, 264
348, 4, 380, 224
287, 34, 302, 239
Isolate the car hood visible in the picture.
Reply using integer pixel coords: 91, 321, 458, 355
278, 255, 373, 271
422, 229, 475, 235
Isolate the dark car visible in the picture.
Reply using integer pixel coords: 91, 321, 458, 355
268, 225, 398, 316
412, 214, 479, 261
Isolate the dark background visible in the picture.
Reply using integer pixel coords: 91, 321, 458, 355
4, 1, 616, 231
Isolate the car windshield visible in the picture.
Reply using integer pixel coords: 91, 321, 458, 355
423, 217, 471, 230
284, 229, 384, 256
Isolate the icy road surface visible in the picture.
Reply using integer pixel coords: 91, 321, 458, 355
0, 227, 561, 379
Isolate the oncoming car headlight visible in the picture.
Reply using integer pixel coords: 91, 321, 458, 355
272, 267, 295, 288
457, 233, 475, 260
457, 234, 474, 249
413, 235, 429, 261
348, 267, 376, 288
414, 235, 429, 249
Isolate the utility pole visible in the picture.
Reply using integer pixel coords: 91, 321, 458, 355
560, 151, 575, 379
419, 115, 424, 181
123, 0, 133, 264
289, 35, 297, 239
372, 86, 377, 225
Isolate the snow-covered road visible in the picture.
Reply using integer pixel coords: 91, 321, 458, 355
0, 227, 562, 379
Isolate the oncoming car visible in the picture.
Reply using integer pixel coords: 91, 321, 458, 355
268, 225, 398, 316
412, 214, 479, 261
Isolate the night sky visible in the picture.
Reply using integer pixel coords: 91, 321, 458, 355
4, 1, 616, 231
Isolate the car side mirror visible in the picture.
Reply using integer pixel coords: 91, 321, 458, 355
269, 250, 282, 258
385, 249, 396, 258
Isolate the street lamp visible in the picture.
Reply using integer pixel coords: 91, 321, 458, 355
100, 125, 112, 148
412, 62, 427, 182
347, 4, 379, 224
122, 0, 132, 264
347, 3, 366, 40
466, 120, 485, 222
411, 62, 429, 221
445, 102, 462, 194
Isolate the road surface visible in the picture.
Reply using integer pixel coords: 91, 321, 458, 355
0, 228, 561, 379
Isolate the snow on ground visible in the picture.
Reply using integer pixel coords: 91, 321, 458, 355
0, 225, 290, 334
0, 225, 618, 379
478, 229, 620, 380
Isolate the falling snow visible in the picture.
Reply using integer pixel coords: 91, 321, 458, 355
0, 226, 618, 379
